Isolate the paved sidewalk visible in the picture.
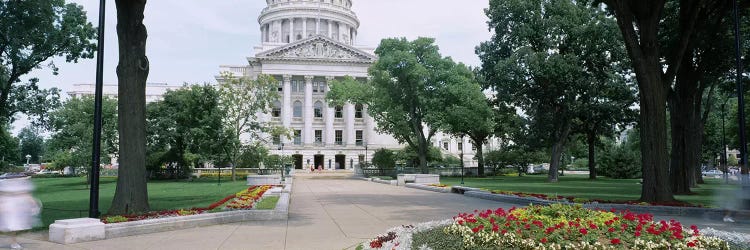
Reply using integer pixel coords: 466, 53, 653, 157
3, 176, 749, 250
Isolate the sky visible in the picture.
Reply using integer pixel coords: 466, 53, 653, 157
15, 0, 492, 132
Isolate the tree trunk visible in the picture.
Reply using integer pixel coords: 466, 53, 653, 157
587, 131, 597, 179
668, 95, 692, 194
475, 141, 485, 177
608, 0, 674, 203
110, 0, 150, 215
548, 141, 563, 183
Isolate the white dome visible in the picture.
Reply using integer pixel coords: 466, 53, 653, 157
258, 0, 360, 45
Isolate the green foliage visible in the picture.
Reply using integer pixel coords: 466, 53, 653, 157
262, 154, 292, 170
237, 143, 269, 168
0, 125, 19, 171
728, 154, 739, 167
477, 0, 631, 181
485, 147, 547, 176
394, 145, 443, 167
146, 85, 228, 178
17, 126, 45, 164
599, 144, 641, 179
328, 37, 473, 172
0, 0, 96, 123
442, 155, 461, 165
371, 148, 396, 169
217, 73, 280, 177
46, 96, 118, 170
411, 226, 465, 250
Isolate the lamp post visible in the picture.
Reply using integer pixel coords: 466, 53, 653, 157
364, 142, 368, 168
732, 0, 749, 183
460, 136, 465, 185
278, 143, 285, 181
721, 99, 729, 184
89, 0, 106, 219
25, 155, 31, 165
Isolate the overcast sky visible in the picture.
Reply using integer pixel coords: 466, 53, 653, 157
14, 1, 491, 132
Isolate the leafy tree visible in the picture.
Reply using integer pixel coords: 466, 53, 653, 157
371, 148, 396, 169
599, 0, 746, 202
478, 0, 628, 182
17, 126, 45, 164
394, 145, 443, 168
146, 85, 227, 178
237, 143, 269, 168
728, 154, 739, 167
327, 37, 473, 173
217, 73, 279, 181
485, 147, 547, 177
46, 97, 118, 171
0, 125, 19, 171
438, 72, 495, 176
110, 0, 150, 215
0, 0, 96, 124
599, 143, 642, 179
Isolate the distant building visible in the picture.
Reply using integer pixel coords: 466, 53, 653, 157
217, 0, 503, 170
66, 82, 183, 103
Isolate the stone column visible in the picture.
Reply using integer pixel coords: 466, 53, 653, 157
328, 21, 333, 38
289, 18, 294, 42
282, 75, 292, 144
364, 105, 374, 146
304, 76, 314, 146
302, 18, 307, 39
338, 23, 347, 43
315, 18, 320, 35
325, 76, 335, 146
345, 103, 355, 146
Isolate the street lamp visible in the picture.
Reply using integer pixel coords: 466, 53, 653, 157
89, 0, 107, 219
278, 143, 285, 181
460, 136, 465, 185
721, 99, 729, 184
25, 154, 31, 165
364, 141, 368, 168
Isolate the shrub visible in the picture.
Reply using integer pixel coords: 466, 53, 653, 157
599, 144, 641, 179
371, 148, 396, 169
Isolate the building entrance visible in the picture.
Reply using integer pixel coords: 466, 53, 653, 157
314, 155, 324, 169
335, 154, 346, 170
293, 154, 303, 169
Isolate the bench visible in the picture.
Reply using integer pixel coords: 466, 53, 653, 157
397, 174, 440, 186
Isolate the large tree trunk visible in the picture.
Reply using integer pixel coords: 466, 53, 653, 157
587, 131, 597, 180
110, 0, 150, 215
608, 0, 675, 203
548, 123, 570, 183
475, 141, 485, 177
668, 94, 692, 194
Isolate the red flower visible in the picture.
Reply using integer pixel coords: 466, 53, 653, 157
579, 228, 588, 235
687, 241, 696, 247
635, 231, 641, 237
540, 237, 548, 243
611, 238, 621, 245
369, 240, 382, 248
608, 227, 615, 233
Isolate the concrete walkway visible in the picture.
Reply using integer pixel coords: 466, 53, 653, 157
4, 176, 750, 250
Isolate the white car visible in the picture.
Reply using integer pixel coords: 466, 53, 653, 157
701, 170, 723, 176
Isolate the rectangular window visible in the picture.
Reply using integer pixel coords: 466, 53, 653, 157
273, 136, 281, 145
272, 106, 281, 117
355, 130, 363, 146
315, 130, 323, 143
313, 82, 319, 93
294, 130, 302, 145
335, 130, 343, 145
335, 106, 343, 118
472, 144, 477, 151
443, 142, 449, 151
458, 142, 463, 152
320, 83, 326, 93
278, 81, 283, 92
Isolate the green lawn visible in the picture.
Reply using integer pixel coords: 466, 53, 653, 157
255, 196, 279, 210
441, 174, 735, 207
32, 177, 248, 228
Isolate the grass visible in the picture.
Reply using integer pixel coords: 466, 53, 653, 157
255, 196, 279, 210
32, 176, 248, 229
441, 174, 735, 207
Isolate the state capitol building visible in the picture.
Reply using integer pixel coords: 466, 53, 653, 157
217, 0, 495, 171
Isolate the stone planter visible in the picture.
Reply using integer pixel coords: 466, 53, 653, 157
247, 174, 282, 185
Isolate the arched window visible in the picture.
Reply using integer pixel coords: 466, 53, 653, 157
272, 101, 281, 117
314, 101, 323, 118
293, 101, 303, 118
355, 104, 364, 118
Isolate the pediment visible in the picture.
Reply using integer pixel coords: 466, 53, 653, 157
256, 35, 376, 63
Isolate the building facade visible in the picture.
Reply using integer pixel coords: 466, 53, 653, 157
221, 0, 496, 170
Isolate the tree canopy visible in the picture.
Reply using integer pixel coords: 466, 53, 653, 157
0, 0, 96, 124
327, 37, 474, 173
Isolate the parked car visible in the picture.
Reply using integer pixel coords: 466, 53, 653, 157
701, 169, 723, 177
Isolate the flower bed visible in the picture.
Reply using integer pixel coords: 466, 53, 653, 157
489, 190, 703, 207
427, 184, 450, 188
445, 204, 728, 249
101, 185, 275, 224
